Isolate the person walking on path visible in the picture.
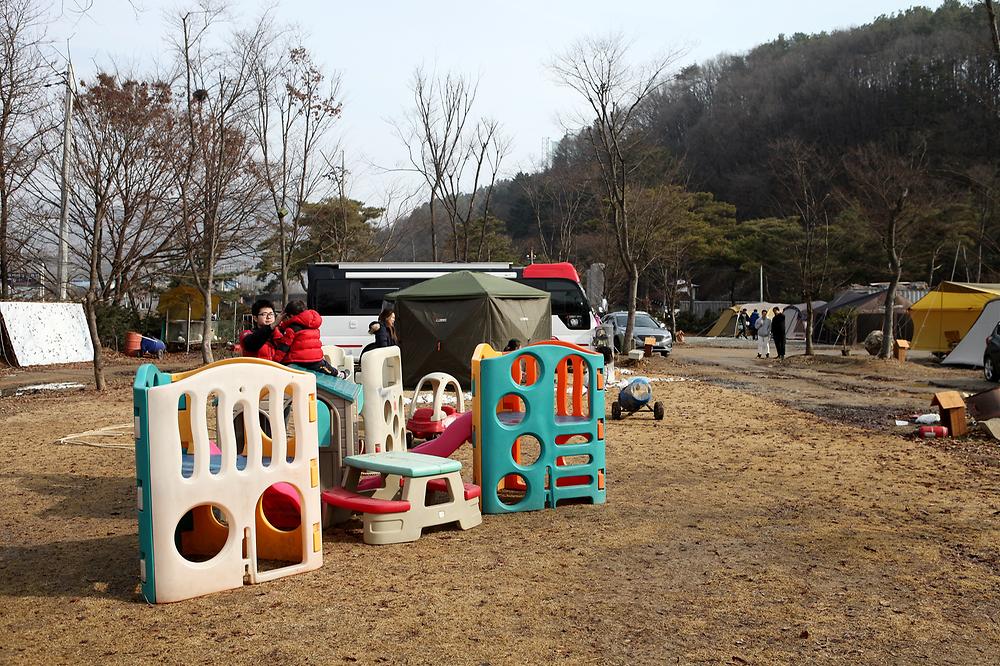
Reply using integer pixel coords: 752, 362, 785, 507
755, 309, 772, 358
748, 309, 760, 341
735, 308, 750, 339
771, 306, 787, 360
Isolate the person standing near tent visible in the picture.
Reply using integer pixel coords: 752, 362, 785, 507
771, 306, 787, 360
374, 308, 398, 348
735, 308, 750, 339
749, 309, 760, 341
755, 309, 772, 358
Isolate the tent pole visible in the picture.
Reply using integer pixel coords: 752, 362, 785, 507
759, 265, 763, 303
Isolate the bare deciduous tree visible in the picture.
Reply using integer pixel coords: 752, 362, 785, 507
36, 74, 182, 388
628, 183, 701, 339
551, 34, 685, 350
396, 67, 476, 261
519, 155, 592, 263
770, 139, 838, 355
0, 0, 54, 298
248, 33, 342, 303
439, 118, 510, 261
172, 5, 268, 363
842, 142, 936, 359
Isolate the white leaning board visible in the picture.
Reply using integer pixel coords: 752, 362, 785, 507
0, 302, 94, 366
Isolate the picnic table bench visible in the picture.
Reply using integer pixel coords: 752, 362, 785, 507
320, 451, 481, 544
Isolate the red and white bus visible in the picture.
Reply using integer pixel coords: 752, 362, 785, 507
306, 261, 598, 355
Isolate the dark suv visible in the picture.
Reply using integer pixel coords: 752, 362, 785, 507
986, 319, 1000, 382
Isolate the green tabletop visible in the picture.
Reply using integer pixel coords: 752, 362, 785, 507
344, 451, 462, 477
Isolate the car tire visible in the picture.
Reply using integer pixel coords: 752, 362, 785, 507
986, 355, 999, 382
660, 350, 669, 357
653, 401, 664, 420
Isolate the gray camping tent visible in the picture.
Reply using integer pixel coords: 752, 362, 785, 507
783, 301, 826, 340
387, 271, 552, 386
941, 298, 1000, 367
813, 288, 913, 345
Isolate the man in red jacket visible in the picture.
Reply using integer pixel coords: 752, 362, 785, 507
272, 300, 335, 374
239, 299, 280, 361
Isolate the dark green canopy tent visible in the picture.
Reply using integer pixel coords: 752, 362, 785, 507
387, 271, 551, 386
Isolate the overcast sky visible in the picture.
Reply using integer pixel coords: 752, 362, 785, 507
50, 0, 944, 205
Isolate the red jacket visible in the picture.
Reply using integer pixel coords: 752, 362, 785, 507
273, 310, 324, 364
239, 327, 279, 362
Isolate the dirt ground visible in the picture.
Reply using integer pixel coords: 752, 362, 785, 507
1, 344, 999, 664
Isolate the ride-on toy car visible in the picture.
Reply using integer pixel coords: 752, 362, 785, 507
610, 376, 664, 420
406, 372, 466, 446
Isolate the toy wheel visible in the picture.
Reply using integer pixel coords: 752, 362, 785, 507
653, 401, 664, 420
611, 400, 622, 420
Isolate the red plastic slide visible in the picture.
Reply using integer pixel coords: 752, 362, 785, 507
410, 410, 473, 458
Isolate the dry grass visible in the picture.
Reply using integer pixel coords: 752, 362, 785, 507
1, 359, 999, 664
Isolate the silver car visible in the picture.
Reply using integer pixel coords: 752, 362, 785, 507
606, 311, 673, 355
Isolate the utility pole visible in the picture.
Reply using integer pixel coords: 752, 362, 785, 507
57, 62, 74, 301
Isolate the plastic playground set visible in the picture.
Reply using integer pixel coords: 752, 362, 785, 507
132, 340, 608, 603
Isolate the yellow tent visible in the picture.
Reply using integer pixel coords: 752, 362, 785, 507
705, 306, 739, 337
909, 282, 1000, 352
706, 302, 787, 337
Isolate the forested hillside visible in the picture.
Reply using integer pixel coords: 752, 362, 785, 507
391, 0, 1000, 308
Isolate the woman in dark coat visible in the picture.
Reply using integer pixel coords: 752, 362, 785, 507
374, 308, 398, 348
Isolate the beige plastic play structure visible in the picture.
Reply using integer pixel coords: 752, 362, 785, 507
322, 344, 354, 381
409, 371, 465, 421
359, 345, 406, 453
135, 358, 322, 603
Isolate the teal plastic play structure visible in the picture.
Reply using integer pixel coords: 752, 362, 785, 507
472, 341, 606, 514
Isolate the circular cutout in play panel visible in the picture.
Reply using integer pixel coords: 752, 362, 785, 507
512, 434, 542, 467
174, 503, 230, 563
496, 474, 528, 506
258, 482, 302, 532
496, 393, 527, 426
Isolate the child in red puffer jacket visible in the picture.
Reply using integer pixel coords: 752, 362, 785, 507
272, 300, 335, 374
